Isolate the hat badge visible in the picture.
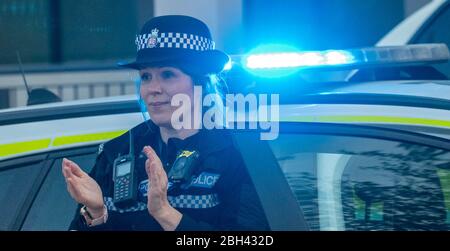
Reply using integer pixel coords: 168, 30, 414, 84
147, 28, 159, 48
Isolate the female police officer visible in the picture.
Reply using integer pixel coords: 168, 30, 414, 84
62, 15, 269, 231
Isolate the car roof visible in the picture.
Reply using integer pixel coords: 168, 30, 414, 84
328, 80, 450, 100
1, 63, 450, 161
2, 78, 449, 113
0, 94, 138, 114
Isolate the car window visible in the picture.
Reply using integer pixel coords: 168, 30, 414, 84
269, 134, 450, 230
413, 4, 450, 78
0, 161, 43, 230
21, 149, 97, 230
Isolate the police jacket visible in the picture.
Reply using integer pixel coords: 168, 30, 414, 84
69, 121, 270, 230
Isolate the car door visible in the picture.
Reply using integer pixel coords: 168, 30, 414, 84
0, 154, 48, 230
0, 145, 99, 231
234, 122, 450, 230
19, 145, 99, 230
5, 123, 450, 231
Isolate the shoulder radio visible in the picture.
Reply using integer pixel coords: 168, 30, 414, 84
112, 131, 138, 208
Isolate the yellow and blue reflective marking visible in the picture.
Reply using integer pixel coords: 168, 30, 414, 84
0, 139, 52, 158
1, 115, 450, 159
281, 115, 450, 128
0, 130, 127, 158
53, 131, 128, 146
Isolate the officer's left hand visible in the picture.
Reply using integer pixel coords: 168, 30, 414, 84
143, 146, 182, 231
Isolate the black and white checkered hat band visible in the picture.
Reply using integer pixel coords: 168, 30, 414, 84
136, 32, 215, 51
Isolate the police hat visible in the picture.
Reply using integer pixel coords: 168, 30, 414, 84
118, 15, 230, 74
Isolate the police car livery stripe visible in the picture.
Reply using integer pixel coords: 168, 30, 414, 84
282, 115, 450, 128
0, 138, 51, 157
1, 115, 450, 159
0, 130, 126, 158
53, 130, 127, 146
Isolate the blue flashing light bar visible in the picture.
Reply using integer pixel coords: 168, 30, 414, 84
246, 50, 355, 69
243, 43, 450, 70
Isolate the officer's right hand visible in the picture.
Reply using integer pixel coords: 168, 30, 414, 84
62, 158, 104, 216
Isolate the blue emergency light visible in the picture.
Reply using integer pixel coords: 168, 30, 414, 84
241, 43, 450, 76
246, 50, 355, 69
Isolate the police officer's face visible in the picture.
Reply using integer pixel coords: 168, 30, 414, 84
139, 67, 194, 128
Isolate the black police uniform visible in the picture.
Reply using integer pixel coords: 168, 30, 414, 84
69, 121, 269, 230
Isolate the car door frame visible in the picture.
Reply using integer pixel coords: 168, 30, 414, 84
232, 122, 450, 231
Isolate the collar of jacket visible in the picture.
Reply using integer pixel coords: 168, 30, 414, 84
135, 120, 233, 157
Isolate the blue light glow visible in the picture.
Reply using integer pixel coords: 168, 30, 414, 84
247, 53, 303, 69
246, 50, 355, 69
323, 50, 355, 65
223, 60, 233, 71
240, 43, 450, 78
242, 44, 303, 78
298, 52, 324, 66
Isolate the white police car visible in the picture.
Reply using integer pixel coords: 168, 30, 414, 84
378, 0, 450, 77
0, 44, 449, 231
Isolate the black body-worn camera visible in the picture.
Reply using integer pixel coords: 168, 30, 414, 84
168, 150, 200, 189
